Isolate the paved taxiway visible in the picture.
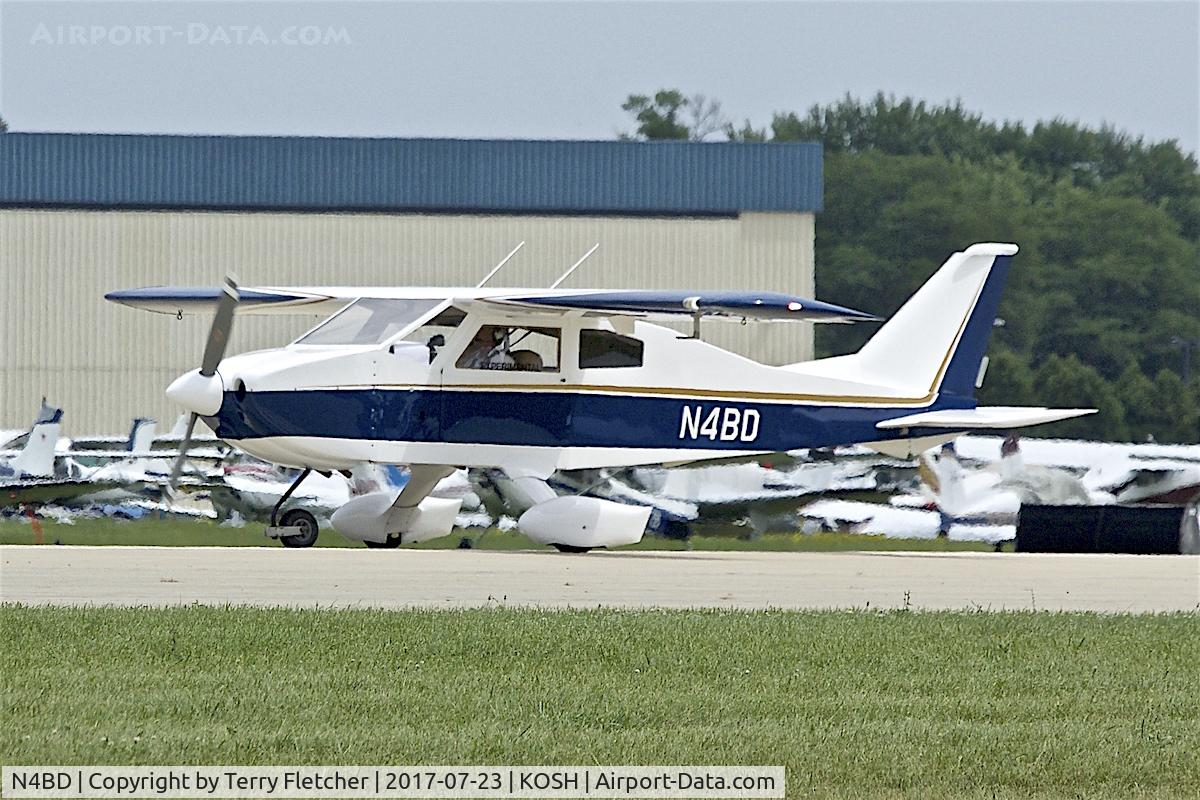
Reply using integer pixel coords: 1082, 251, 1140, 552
2, 546, 1197, 612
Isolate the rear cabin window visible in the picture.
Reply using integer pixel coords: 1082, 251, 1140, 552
579, 329, 644, 369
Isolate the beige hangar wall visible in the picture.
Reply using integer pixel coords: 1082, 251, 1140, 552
1, 207, 815, 434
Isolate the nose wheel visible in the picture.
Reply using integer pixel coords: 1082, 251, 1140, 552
278, 509, 319, 548
266, 468, 320, 548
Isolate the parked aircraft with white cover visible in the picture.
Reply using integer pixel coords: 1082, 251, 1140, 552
800, 433, 1200, 544
0, 408, 218, 509
107, 243, 1094, 550
0, 401, 69, 483
916, 434, 1200, 510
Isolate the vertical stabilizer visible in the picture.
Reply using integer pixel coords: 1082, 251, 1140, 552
127, 418, 157, 453
855, 243, 1016, 397
11, 401, 63, 478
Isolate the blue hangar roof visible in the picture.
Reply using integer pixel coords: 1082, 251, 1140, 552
0, 133, 822, 216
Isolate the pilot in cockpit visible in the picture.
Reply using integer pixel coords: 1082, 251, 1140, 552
459, 326, 514, 370
458, 325, 550, 372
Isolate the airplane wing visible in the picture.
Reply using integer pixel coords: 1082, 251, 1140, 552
798, 499, 942, 537
476, 290, 880, 323
0, 479, 122, 508
106, 286, 878, 323
1083, 458, 1200, 504
104, 286, 346, 316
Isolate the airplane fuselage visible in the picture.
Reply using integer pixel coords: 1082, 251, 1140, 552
205, 315, 967, 477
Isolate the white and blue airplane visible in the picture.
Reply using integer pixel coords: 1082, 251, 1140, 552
107, 242, 1094, 551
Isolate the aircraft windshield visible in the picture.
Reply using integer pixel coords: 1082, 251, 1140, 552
295, 298, 442, 346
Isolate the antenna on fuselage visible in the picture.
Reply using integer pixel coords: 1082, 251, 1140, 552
549, 243, 599, 289
475, 241, 525, 288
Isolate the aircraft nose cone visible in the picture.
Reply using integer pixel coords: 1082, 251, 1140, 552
166, 369, 224, 416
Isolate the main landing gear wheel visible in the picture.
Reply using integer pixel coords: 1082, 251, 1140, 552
551, 543, 594, 553
279, 509, 319, 548
364, 535, 402, 549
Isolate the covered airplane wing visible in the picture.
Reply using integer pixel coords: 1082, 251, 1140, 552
0, 479, 122, 508
106, 286, 879, 323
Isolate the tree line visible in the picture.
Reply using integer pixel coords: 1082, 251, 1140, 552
623, 91, 1200, 442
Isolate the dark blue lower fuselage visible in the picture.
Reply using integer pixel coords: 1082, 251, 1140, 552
212, 388, 972, 452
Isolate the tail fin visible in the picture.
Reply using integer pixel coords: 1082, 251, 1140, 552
11, 400, 63, 478
856, 243, 1016, 398
126, 418, 157, 453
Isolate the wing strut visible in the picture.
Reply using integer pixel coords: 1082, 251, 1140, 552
475, 241, 525, 288
549, 243, 599, 289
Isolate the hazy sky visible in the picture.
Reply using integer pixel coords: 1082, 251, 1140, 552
2, 1, 1197, 154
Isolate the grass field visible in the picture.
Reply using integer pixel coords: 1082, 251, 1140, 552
0, 517, 1004, 552
2, 606, 1196, 799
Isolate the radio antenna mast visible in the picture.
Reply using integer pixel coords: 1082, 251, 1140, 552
549, 243, 599, 289
475, 241, 525, 288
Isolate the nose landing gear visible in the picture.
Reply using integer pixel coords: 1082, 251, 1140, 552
264, 468, 321, 548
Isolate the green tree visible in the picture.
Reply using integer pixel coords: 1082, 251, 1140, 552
1033, 355, 1127, 440
1023, 119, 1100, 184
977, 349, 1035, 407
0, 114, 7, 133
1115, 364, 1159, 442
684, 95, 727, 141
1150, 369, 1200, 443
617, 90, 1200, 441
725, 120, 767, 142
621, 90, 729, 141
621, 91, 691, 140
769, 93, 1200, 235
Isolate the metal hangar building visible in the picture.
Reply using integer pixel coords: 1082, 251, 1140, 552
0, 133, 823, 432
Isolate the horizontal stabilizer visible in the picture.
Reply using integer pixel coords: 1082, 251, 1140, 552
877, 407, 1097, 431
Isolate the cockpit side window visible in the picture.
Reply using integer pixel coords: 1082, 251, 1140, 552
456, 325, 561, 373
579, 329, 644, 368
295, 298, 442, 346
399, 305, 468, 363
